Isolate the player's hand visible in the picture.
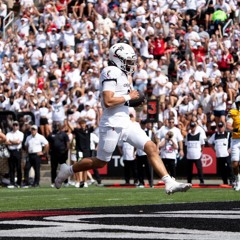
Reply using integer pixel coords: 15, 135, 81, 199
129, 90, 139, 100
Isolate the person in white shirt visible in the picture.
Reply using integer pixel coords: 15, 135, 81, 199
194, 63, 207, 82
6, 121, 24, 188
208, 121, 234, 184
32, 25, 47, 55
185, 120, 205, 184
146, 55, 158, 79
152, 68, 168, 103
39, 100, 51, 138
25, 125, 49, 187
29, 44, 43, 70
118, 141, 138, 185
16, 17, 30, 37
178, 95, 195, 116
47, 28, 61, 49
43, 46, 58, 69
132, 63, 148, 93
61, 24, 75, 48
156, 118, 184, 161
65, 63, 81, 89
55, 42, 192, 194
158, 131, 178, 178
79, 102, 97, 127
209, 63, 222, 81
50, 95, 67, 124
211, 83, 227, 125
4, 95, 21, 112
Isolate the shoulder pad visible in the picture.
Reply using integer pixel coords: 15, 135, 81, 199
101, 66, 121, 79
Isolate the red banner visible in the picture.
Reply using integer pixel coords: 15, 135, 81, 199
193, 147, 217, 174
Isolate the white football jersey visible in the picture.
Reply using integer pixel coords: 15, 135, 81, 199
99, 66, 131, 128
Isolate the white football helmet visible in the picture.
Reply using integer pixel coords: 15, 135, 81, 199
109, 43, 137, 74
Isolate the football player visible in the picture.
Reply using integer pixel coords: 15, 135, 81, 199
226, 95, 240, 191
55, 43, 192, 194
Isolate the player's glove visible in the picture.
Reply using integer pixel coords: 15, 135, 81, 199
125, 91, 145, 107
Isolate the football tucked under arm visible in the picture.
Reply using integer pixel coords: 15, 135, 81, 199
125, 91, 146, 107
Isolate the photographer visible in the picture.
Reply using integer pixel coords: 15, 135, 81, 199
158, 131, 178, 178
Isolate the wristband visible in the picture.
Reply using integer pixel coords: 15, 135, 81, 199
123, 95, 131, 102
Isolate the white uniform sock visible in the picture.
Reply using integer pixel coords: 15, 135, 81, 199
161, 175, 172, 183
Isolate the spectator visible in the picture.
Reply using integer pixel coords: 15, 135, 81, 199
208, 121, 234, 185
0, 0, 239, 186
185, 120, 205, 184
5, 121, 24, 188
226, 96, 240, 191
118, 141, 138, 185
135, 120, 153, 188
158, 131, 178, 178
48, 121, 70, 188
152, 68, 168, 103
211, 83, 227, 125
24, 125, 49, 187
67, 118, 94, 188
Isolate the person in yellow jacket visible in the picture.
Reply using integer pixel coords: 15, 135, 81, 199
226, 96, 240, 191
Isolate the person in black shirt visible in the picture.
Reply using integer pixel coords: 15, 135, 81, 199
48, 121, 70, 187
67, 118, 94, 187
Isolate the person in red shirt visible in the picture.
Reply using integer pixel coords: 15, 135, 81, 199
218, 45, 234, 78
153, 33, 166, 61
46, 16, 58, 33
191, 41, 208, 63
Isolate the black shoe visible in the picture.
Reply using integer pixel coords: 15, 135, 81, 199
33, 184, 40, 188
79, 181, 84, 188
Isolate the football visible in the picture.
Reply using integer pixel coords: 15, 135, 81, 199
128, 91, 146, 107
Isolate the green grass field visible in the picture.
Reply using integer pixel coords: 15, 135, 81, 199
0, 186, 239, 212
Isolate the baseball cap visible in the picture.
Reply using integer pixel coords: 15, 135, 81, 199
31, 125, 38, 130
172, 39, 179, 47
156, 68, 161, 72
85, 101, 91, 106
218, 122, 224, 128
140, 119, 147, 124
12, 121, 19, 126
118, 32, 124, 37
190, 122, 196, 128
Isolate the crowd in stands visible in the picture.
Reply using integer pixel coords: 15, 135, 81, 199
0, 0, 239, 187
